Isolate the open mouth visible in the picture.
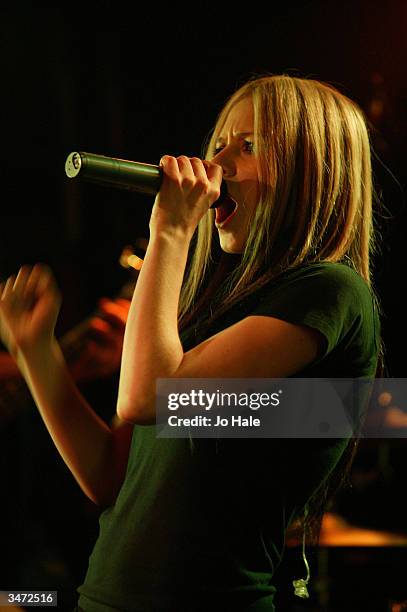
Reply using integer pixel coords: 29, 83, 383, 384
215, 195, 238, 227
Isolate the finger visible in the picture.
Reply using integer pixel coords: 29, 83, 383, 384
186, 158, 214, 204
1, 275, 17, 299
176, 155, 195, 180
159, 155, 180, 180
0, 283, 7, 309
205, 161, 223, 185
190, 157, 209, 182
205, 162, 223, 204
24, 263, 54, 298
13, 265, 33, 297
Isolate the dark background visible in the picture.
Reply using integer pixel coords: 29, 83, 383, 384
0, 2, 406, 611
1, 2, 406, 370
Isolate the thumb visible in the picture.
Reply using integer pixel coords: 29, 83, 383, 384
204, 161, 223, 186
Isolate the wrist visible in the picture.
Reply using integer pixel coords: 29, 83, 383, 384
17, 336, 60, 373
149, 225, 195, 247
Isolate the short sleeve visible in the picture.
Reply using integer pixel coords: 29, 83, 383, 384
250, 263, 380, 371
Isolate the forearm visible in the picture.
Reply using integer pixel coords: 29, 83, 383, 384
117, 154, 221, 422
117, 230, 190, 422
19, 340, 124, 506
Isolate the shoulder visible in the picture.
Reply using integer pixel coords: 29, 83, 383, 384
266, 262, 371, 296
181, 262, 380, 377
254, 262, 374, 317
250, 262, 380, 366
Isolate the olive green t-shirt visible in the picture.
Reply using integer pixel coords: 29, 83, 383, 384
77, 263, 380, 612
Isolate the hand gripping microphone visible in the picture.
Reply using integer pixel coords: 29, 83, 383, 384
65, 152, 226, 208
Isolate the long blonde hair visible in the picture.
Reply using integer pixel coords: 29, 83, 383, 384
179, 74, 378, 328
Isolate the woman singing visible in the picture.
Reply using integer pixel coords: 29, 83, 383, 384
0, 75, 381, 611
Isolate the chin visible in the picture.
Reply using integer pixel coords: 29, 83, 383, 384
219, 235, 245, 254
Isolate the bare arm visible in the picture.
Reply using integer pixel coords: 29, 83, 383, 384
117, 156, 323, 424
0, 265, 133, 507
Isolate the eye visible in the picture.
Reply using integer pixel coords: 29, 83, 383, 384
243, 140, 254, 153
213, 145, 225, 155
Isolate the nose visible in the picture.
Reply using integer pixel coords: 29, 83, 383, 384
211, 146, 236, 179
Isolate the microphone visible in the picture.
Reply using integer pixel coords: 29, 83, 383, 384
65, 151, 226, 208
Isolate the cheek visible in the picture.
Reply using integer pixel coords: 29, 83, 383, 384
242, 171, 260, 210
241, 187, 258, 217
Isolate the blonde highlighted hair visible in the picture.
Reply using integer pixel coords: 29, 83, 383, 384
179, 74, 378, 327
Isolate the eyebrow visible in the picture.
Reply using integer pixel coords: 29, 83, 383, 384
216, 131, 254, 142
